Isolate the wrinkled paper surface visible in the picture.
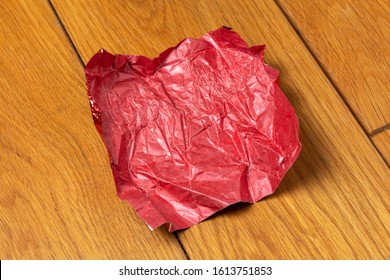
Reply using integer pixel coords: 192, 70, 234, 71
85, 27, 301, 231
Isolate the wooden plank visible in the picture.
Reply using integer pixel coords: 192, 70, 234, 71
372, 131, 390, 166
0, 0, 186, 259
276, 0, 390, 134
51, 0, 390, 259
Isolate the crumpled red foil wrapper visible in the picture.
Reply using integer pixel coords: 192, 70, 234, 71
85, 27, 301, 231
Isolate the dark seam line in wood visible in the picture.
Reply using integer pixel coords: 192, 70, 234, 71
273, 0, 389, 167
174, 232, 190, 260
47, 0, 193, 257
371, 123, 390, 137
48, 0, 85, 68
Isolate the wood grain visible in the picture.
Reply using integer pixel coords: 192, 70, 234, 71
0, 0, 186, 259
276, 0, 390, 134
372, 130, 390, 166
51, 0, 389, 259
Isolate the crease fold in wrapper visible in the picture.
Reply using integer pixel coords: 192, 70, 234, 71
85, 27, 301, 231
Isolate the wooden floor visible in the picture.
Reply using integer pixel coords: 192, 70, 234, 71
0, 0, 388, 259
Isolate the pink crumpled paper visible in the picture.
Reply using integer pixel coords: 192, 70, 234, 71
85, 27, 301, 231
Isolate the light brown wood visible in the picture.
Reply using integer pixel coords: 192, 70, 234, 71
372, 131, 390, 166
0, 0, 186, 259
276, 0, 390, 134
30, 0, 390, 259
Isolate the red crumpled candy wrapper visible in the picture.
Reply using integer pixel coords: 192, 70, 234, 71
85, 27, 301, 231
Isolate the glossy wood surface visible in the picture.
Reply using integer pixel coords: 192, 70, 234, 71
1, 0, 388, 259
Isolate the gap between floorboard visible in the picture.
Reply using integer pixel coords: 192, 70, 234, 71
48, 0, 85, 67
273, 0, 389, 167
